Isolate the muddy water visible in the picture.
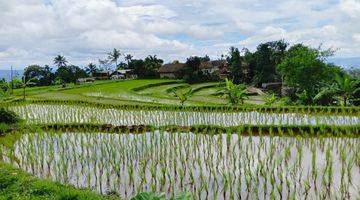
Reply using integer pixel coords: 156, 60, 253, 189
3, 131, 360, 199
9, 104, 360, 126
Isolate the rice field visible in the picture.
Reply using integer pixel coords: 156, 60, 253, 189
1, 100, 359, 199
2, 130, 359, 199
9, 103, 360, 126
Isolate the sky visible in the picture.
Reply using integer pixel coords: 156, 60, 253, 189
0, 0, 360, 70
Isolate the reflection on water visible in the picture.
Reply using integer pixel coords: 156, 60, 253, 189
3, 131, 360, 199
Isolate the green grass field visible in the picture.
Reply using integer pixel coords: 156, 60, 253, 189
11, 79, 266, 106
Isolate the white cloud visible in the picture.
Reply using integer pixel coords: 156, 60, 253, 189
340, 0, 360, 18
0, 0, 360, 69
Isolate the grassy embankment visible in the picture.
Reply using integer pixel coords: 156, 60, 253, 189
0, 162, 117, 200
11, 79, 266, 106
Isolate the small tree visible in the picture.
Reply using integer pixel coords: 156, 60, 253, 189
171, 88, 193, 106
20, 76, 36, 100
0, 81, 11, 101
216, 78, 249, 105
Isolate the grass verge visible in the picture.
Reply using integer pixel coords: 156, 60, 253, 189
0, 162, 117, 200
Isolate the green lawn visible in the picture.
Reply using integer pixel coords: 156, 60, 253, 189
11, 79, 266, 106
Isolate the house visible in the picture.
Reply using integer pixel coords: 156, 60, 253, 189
110, 69, 136, 80
158, 63, 186, 78
92, 71, 111, 80
77, 77, 95, 84
261, 82, 282, 93
199, 60, 229, 78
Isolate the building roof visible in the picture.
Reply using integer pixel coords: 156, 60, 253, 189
199, 60, 227, 69
158, 63, 185, 73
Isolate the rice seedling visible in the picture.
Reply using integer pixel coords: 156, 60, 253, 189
7, 103, 360, 127
1, 104, 359, 199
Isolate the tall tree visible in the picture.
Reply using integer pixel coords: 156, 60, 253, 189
227, 47, 243, 84
143, 55, 163, 78
53, 55, 67, 68
108, 48, 121, 69
55, 65, 87, 85
277, 44, 340, 104
23, 65, 55, 86
128, 59, 145, 77
250, 40, 288, 86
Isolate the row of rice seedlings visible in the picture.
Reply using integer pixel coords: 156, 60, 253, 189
3, 127, 359, 199
4, 100, 359, 115
8, 104, 360, 127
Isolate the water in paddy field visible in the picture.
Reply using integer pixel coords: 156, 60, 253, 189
2, 131, 360, 199
9, 104, 360, 126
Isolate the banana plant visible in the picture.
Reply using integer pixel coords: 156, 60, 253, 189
20, 76, 36, 100
215, 78, 249, 105
171, 88, 194, 106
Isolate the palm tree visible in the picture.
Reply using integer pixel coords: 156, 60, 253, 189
108, 48, 121, 68
171, 88, 193, 106
124, 54, 133, 67
86, 63, 98, 76
54, 55, 67, 68
215, 78, 249, 105
334, 74, 359, 106
21, 76, 36, 100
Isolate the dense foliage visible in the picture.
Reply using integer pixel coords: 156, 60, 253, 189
181, 56, 218, 83
232, 40, 288, 86
129, 55, 163, 78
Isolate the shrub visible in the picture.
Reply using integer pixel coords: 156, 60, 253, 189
0, 108, 20, 124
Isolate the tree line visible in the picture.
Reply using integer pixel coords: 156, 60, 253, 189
1, 40, 359, 106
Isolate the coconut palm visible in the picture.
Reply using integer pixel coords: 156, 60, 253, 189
216, 78, 249, 105
53, 55, 67, 68
86, 63, 98, 76
124, 54, 133, 67
108, 48, 121, 68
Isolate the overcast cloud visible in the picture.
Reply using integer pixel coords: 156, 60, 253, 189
0, 0, 360, 69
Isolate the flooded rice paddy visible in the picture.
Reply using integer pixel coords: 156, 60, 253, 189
3, 131, 360, 199
9, 104, 360, 126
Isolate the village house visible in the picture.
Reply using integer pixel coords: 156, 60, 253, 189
158, 63, 186, 78
110, 69, 136, 80
200, 60, 229, 79
92, 71, 112, 80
